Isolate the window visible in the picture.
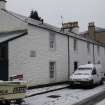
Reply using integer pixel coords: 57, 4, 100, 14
30, 50, 36, 57
87, 42, 90, 53
97, 61, 100, 64
49, 32, 56, 49
74, 39, 77, 51
97, 46, 100, 55
88, 61, 91, 64
104, 47, 105, 54
74, 61, 78, 71
49, 62, 56, 79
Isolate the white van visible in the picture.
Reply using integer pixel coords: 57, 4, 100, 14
70, 64, 105, 87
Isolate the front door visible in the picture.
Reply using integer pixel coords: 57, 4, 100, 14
0, 43, 8, 81
0, 61, 8, 81
74, 61, 78, 71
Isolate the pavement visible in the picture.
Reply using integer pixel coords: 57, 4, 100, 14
25, 84, 105, 105
26, 84, 69, 97
96, 98, 105, 105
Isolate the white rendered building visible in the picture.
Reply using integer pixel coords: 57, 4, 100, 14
0, 0, 105, 86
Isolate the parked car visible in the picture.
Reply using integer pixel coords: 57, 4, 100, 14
69, 64, 104, 87
0, 80, 27, 105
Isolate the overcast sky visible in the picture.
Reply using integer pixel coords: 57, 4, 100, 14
6, 0, 105, 32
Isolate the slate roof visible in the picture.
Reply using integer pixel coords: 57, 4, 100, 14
1, 9, 61, 32
0, 29, 27, 43
95, 27, 105, 33
80, 27, 105, 35
1, 9, 105, 47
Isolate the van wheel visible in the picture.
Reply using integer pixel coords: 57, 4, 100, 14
70, 83, 75, 88
89, 80, 94, 88
100, 79, 103, 85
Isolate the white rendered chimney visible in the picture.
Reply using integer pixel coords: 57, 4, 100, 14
0, 0, 7, 9
88, 22, 95, 40
62, 21, 79, 34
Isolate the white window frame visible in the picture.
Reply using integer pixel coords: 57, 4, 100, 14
49, 62, 56, 79
87, 42, 90, 53
30, 50, 36, 57
97, 45, 100, 56
49, 32, 56, 50
74, 39, 78, 52
104, 47, 105, 54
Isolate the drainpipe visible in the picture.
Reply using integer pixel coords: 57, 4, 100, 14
93, 25, 96, 64
68, 35, 70, 80
93, 43, 95, 64
88, 22, 95, 64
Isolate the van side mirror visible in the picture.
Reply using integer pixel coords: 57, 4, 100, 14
92, 67, 96, 75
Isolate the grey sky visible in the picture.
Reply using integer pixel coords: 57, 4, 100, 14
7, 0, 105, 32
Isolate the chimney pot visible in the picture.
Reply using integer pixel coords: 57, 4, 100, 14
89, 22, 95, 27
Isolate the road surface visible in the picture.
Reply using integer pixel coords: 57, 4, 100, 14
23, 84, 105, 105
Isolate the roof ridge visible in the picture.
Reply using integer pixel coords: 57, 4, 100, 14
0, 29, 27, 35
1, 9, 27, 23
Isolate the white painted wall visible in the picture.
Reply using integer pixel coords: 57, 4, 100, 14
69, 36, 105, 75
8, 22, 105, 86
9, 25, 68, 85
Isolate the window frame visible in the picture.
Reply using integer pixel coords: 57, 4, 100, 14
49, 61, 56, 79
74, 39, 78, 52
30, 50, 36, 57
49, 32, 56, 50
87, 42, 90, 54
97, 45, 100, 56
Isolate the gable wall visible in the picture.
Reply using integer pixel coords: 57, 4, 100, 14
0, 9, 27, 32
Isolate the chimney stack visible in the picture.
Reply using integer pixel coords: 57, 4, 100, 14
0, 0, 7, 9
62, 21, 79, 34
88, 22, 95, 40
